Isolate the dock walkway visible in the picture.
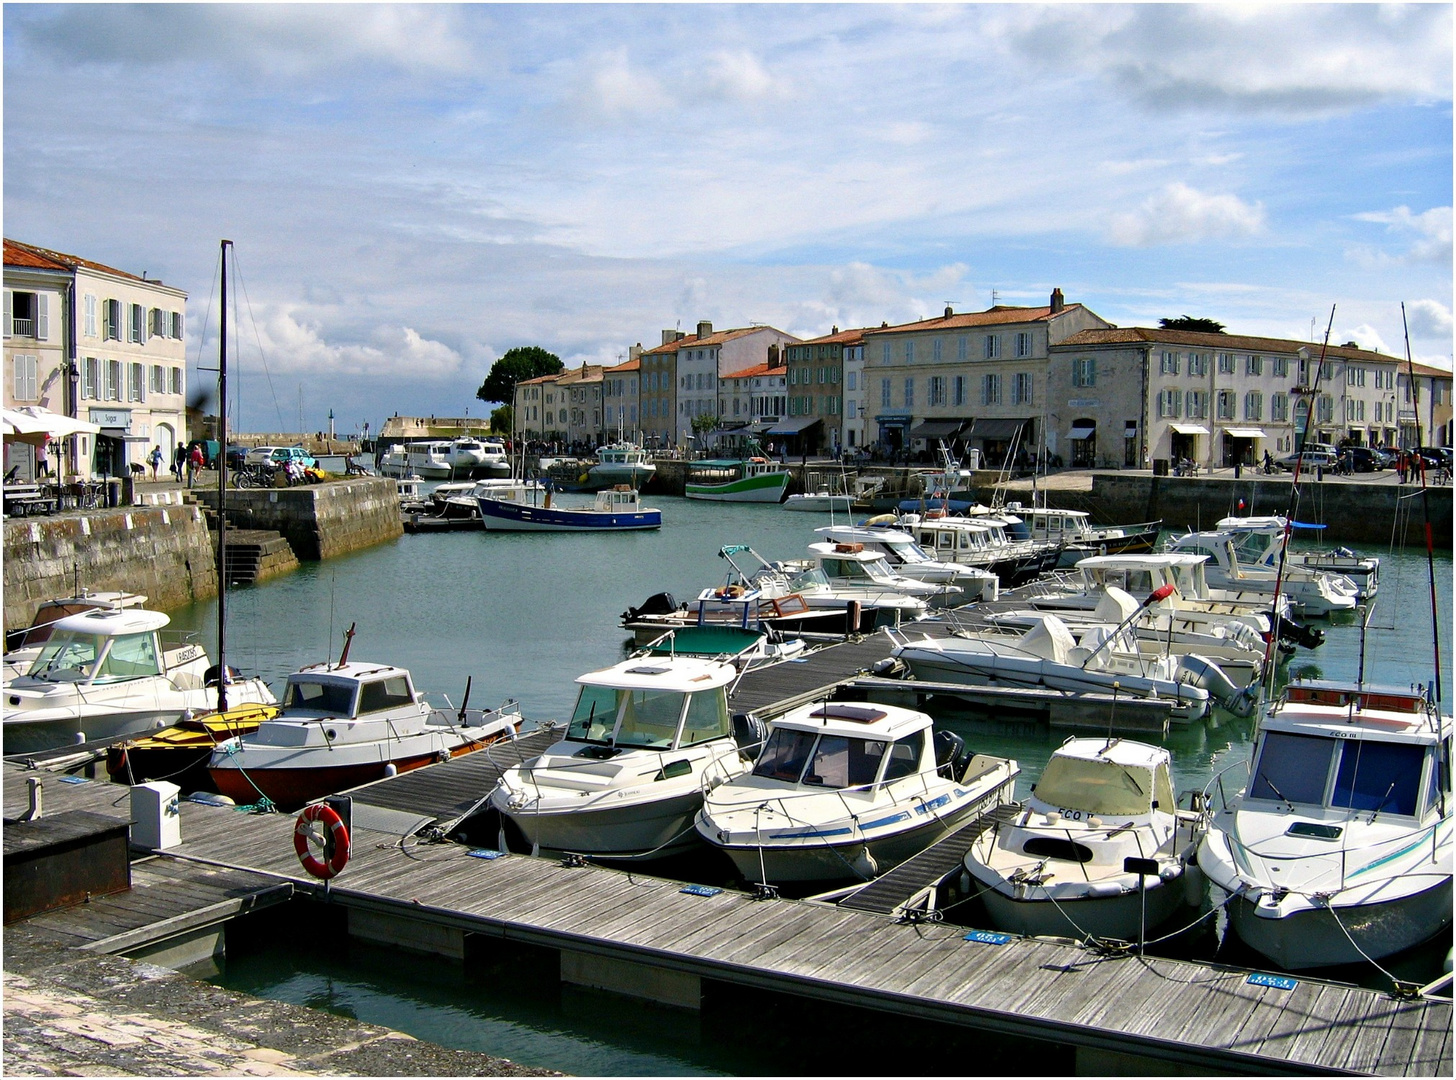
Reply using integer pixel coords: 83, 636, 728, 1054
4, 757, 1449, 1076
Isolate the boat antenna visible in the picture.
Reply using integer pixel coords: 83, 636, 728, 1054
217, 239, 231, 713
1356, 600, 1374, 692
337, 622, 357, 668
1400, 303, 1443, 718
1261, 305, 1335, 695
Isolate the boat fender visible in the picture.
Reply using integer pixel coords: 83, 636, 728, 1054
850, 846, 879, 880
1158, 863, 1181, 882
187, 792, 236, 807
294, 802, 351, 880
1182, 863, 1205, 907
384, 763, 398, 777
1086, 882, 1123, 898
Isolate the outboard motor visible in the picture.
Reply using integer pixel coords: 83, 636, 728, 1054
731, 713, 769, 761
622, 591, 678, 622
934, 729, 967, 779
204, 664, 241, 687
1275, 611, 1324, 649
1177, 654, 1257, 718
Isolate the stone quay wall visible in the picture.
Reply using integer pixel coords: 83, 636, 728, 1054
1085, 474, 1452, 549
193, 477, 402, 561
3, 505, 218, 634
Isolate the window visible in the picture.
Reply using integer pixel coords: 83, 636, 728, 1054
1317, 395, 1334, 423
1216, 390, 1236, 420
150, 308, 166, 338
928, 376, 945, 406
1271, 393, 1288, 422
881, 378, 892, 407
905, 341, 915, 364
1348, 366, 1366, 387
1014, 332, 1033, 358
903, 377, 914, 408
1160, 351, 1180, 375
1072, 357, 1096, 387
1245, 391, 1263, 421
129, 303, 146, 344
1011, 372, 1033, 405
981, 373, 1001, 405
1356, 399, 1365, 422
4, 290, 47, 340
1158, 388, 1181, 418
358, 676, 415, 714
12, 354, 37, 400
847, 371, 857, 391
958, 336, 968, 361
1252, 732, 1335, 805
882, 342, 891, 364
1217, 352, 1235, 375
1185, 390, 1206, 418
149, 365, 164, 393
983, 335, 1000, 359
83, 294, 98, 338
106, 360, 122, 401
1274, 355, 1288, 378
103, 299, 121, 341
171, 311, 184, 339
82, 357, 99, 399
1332, 741, 1424, 816
952, 375, 965, 407
1247, 354, 1263, 377
1188, 353, 1207, 377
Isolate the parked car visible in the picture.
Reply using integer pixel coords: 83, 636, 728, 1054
1371, 446, 1399, 469
1415, 447, 1452, 470
245, 445, 317, 469
1275, 443, 1338, 471
1337, 446, 1380, 473
225, 445, 249, 471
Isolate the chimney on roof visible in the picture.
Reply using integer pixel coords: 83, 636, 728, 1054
1342, 341, 1358, 349
697, 320, 712, 338
768, 344, 779, 365
661, 329, 676, 346
1050, 288, 1065, 314
880, 321, 888, 328
831, 325, 838, 335
944, 305, 953, 318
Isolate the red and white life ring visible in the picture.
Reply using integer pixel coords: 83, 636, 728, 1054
294, 802, 350, 879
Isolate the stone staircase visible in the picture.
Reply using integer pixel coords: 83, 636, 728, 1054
184, 493, 300, 585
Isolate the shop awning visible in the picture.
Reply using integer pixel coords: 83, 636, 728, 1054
765, 417, 823, 436
1170, 423, 1210, 436
1068, 423, 1096, 440
1224, 427, 1267, 439
908, 419, 965, 439
966, 417, 1027, 440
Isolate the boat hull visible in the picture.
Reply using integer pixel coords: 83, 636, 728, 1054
1218, 875, 1453, 970
499, 786, 709, 860
209, 750, 446, 809
685, 472, 790, 502
476, 497, 661, 531
783, 494, 853, 513
976, 873, 1187, 942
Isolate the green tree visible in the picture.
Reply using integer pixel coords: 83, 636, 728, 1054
475, 346, 563, 406
490, 405, 512, 434
1159, 316, 1226, 334
690, 412, 719, 435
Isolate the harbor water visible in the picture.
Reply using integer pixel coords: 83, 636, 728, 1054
175, 494, 1452, 1073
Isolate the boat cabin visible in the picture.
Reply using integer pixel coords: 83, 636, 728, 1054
806, 542, 915, 588
1075, 553, 1211, 600
1245, 683, 1450, 825
1029, 738, 1175, 819
908, 518, 996, 557
751, 703, 930, 793
565, 657, 735, 753
1008, 506, 1093, 543
22, 609, 181, 686
6, 592, 148, 654
251, 662, 429, 745
593, 486, 645, 512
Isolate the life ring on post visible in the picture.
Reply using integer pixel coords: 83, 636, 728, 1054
294, 802, 350, 879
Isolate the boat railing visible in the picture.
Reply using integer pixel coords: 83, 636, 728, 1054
743, 769, 944, 837
1222, 816, 1449, 899
981, 811, 1172, 884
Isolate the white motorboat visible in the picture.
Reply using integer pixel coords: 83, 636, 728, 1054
1197, 679, 1452, 970
1215, 515, 1379, 600
3, 608, 276, 756
208, 660, 521, 810
586, 443, 656, 490
886, 512, 1049, 587
1003, 502, 1162, 568
396, 474, 427, 513
964, 737, 1198, 941
1166, 527, 1358, 616
793, 540, 963, 607
783, 491, 854, 513
814, 524, 1000, 602
4, 589, 150, 682
449, 436, 511, 476
489, 654, 751, 859
405, 441, 455, 479
697, 701, 1019, 884
892, 590, 1217, 723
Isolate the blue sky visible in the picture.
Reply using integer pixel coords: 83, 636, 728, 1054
4, 4, 1451, 434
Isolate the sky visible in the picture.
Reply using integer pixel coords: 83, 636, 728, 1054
4, 3, 1452, 436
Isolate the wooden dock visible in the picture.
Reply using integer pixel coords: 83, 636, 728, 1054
4, 756, 1449, 1076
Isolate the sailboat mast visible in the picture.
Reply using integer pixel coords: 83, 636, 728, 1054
1400, 303, 1444, 715
217, 239, 231, 712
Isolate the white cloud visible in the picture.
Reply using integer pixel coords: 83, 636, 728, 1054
1350, 206, 1453, 266
700, 50, 790, 103
1106, 183, 1266, 247
248, 310, 464, 379
578, 48, 672, 120
1404, 299, 1454, 340
1345, 324, 1393, 356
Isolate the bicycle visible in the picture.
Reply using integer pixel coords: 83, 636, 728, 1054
232, 463, 277, 488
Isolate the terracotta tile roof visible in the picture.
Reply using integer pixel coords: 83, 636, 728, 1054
792, 326, 869, 346
3, 238, 147, 282
1055, 326, 1425, 368
605, 356, 640, 373
641, 325, 795, 353
863, 305, 1081, 335
722, 363, 785, 381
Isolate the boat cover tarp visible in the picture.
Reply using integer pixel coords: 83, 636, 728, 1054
1020, 616, 1075, 665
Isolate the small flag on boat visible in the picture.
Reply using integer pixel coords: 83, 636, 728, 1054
1237, 499, 1245, 509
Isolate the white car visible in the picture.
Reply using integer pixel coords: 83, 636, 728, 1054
245, 446, 317, 469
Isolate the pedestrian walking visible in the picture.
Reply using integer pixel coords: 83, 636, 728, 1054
173, 444, 186, 481
187, 443, 204, 489
148, 445, 163, 480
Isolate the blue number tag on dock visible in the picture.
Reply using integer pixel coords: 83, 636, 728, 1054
1247, 973, 1298, 990
58, 776, 89, 784
964, 930, 1012, 945
467, 848, 505, 860
680, 884, 721, 897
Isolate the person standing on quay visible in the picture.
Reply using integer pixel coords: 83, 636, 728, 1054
187, 443, 204, 489
149, 445, 163, 480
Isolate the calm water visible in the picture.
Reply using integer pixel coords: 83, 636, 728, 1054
185, 495, 1452, 1073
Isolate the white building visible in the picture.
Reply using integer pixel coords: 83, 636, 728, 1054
4, 238, 188, 480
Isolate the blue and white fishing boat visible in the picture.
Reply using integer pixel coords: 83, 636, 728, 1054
476, 485, 662, 532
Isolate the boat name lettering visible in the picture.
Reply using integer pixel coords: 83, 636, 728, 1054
1058, 808, 1085, 820
174, 646, 202, 664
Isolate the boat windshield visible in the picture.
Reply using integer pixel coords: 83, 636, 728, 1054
820, 557, 887, 582
29, 631, 102, 680
566, 684, 688, 749
1332, 740, 1425, 816
784, 567, 829, 592
284, 679, 358, 716
357, 676, 415, 714
1034, 756, 1161, 816
1251, 731, 1335, 805
883, 539, 931, 564
753, 728, 896, 789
